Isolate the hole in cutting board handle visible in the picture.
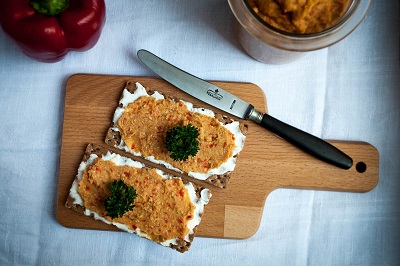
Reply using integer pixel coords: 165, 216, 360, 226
356, 162, 367, 173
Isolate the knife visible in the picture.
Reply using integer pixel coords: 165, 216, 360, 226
137, 49, 353, 169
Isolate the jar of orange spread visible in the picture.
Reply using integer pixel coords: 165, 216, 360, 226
228, 0, 372, 64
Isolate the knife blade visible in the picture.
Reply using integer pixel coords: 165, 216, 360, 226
137, 49, 353, 169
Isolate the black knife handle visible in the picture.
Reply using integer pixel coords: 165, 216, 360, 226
259, 113, 353, 169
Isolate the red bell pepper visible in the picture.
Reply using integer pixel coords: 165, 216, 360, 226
0, 0, 106, 62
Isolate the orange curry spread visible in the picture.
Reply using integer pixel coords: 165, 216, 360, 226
117, 96, 236, 173
78, 157, 196, 242
247, 0, 351, 34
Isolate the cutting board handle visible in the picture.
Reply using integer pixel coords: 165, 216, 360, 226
271, 141, 379, 193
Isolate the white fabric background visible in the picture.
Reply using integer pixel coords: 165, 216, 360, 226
0, 1, 399, 265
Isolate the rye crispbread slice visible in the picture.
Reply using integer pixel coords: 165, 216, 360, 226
105, 81, 248, 188
65, 143, 211, 253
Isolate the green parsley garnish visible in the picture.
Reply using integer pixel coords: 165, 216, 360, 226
165, 123, 200, 161
104, 180, 137, 219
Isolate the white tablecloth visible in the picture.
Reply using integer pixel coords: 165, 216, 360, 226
0, 1, 399, 265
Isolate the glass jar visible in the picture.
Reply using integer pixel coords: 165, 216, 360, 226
228, 0, 372, 64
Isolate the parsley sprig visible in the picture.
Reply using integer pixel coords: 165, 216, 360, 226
165, 124, 200, 161
104, 180, 137, 219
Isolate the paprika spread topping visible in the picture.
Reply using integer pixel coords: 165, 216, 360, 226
117, 96, 237, 174
0, 0, 106, 62
69, 151, 211, 246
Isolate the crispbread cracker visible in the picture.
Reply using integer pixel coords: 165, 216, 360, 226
105, 81, 248, 188
65, 143, 211, 253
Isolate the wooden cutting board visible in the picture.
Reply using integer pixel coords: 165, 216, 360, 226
56, 73, 379, 239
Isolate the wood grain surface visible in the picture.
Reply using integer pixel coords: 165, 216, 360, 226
56, 74, 379, 239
